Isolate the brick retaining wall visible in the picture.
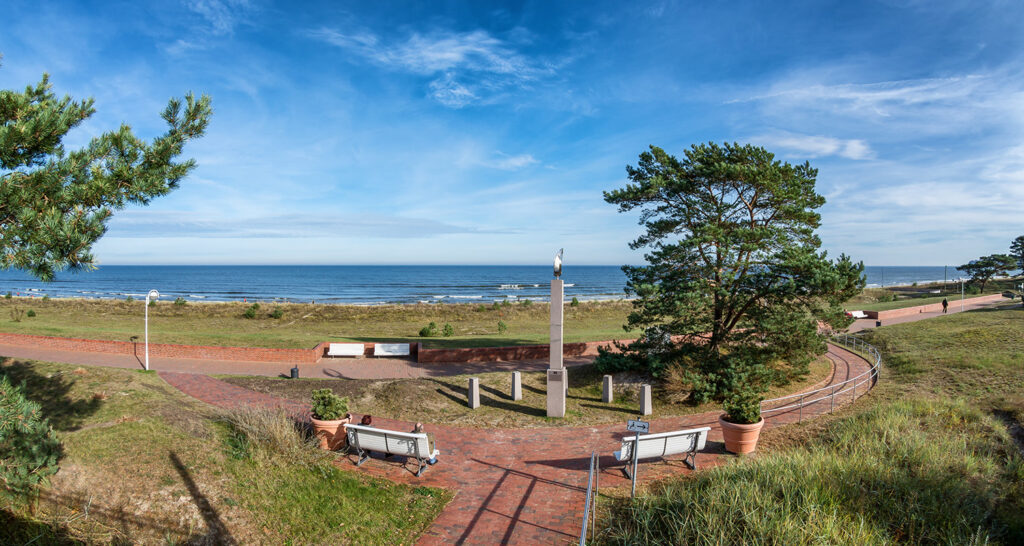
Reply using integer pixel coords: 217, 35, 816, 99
864, 293, 1005, 320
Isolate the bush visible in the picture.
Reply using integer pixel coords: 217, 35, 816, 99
501, 299, 511, 308
491, 301, 501, 310
4, 292, 11, 299
9, 308, 24, 322
497, 321, 508, 334
148, 299, 156, 307
125, 296, 134, 302
41, 295, 50, 302
442, 323, 454, 337
966, 285, 982, 295
0, 375, 64, 495
570, 297, 580, 307
723, 390, 762, 424
25, 310, 35, 318
520, 299, 532, 307
174, 297, 187, 306
310, 389, 349, 421
219, 406, 331, 468
243, 304, 259, 319
419, 321, 439, 337
270, 307, 284, 319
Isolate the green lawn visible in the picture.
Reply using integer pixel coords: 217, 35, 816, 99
598, 303, 1024, 544
0, 298, 636, 349
854, 293, 995, 312
0, 358, 451, 544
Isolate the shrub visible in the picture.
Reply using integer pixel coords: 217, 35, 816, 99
243, 304, 259, 319
270, 307, 284, 319
174, 297, 187, 306
723, 389, 762, 424
4, 292, 11, 299
9, 308, 24, 322
491, 301, 501, 310
475, 304, 487, 312
148, 299, 156, 307
125, 296, 134, 302
219, 406, 331, 468
0, 375, 64, 495
310, 389, 349, 421
419, 321, 439, 337
501, 299, 511, 308
570, 297, 580, 307
442, 323, 454, 337
26, 310, 35, 318
520, 299, 532, 307
497, 321, 508, 334
41, 295, 50, 302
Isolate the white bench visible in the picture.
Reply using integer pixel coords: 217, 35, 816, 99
345, 423, 439, 477
614, 426, 711, 477
327, 343, 365, 357
374, 343, 411, 357
849, 310, 868, 319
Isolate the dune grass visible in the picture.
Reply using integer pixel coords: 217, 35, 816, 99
597, 303, 1024, 544
0, 298, 636, 349
0, 358, 451, 544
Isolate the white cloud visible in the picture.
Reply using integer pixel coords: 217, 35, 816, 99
486, 153, 538, 170
308, 27, 550, 107
186, 0, 253, 35
754, 132, 875, 160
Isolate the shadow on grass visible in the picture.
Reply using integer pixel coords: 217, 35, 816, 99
428, 378, 547, 417
169, 452, 236, 545
0, 358, 102, 432
0, 506, 85, 545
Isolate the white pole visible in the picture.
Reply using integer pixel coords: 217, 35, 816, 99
145, 289, 159, 370
960, 278, 964, 312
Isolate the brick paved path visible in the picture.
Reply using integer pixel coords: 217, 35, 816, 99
159, 343, 871, 545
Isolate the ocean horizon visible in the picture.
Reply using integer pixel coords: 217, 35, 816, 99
0, 264, 987, 305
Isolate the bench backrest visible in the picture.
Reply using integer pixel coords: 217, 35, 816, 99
620, 426, 711, 460
374, 343, 411, 356
328, 343, 365, 356
345, 424, 429, 458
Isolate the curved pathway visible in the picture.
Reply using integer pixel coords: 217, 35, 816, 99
159, 343, 872, 545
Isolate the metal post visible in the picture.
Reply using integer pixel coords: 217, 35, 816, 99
631, 430, 640, 498
830, 385, 835, 413
798, 392, 803, 422
144, 300, 149, 371
961, 278, 964, 312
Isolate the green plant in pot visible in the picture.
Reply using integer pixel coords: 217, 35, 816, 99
310, 388, 350, 450
718, 389, 764, 454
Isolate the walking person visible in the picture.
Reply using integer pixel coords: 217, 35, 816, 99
941, 298, 949, 314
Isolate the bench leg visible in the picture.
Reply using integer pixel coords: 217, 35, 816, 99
682, 451, 696, 470
415, 458, 427, 477
355, 449, 370, 467
622, 464, 632, 480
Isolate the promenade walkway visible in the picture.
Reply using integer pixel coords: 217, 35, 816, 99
160, 344, 870, 544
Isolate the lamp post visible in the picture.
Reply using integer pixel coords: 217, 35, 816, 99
145, 289, 160, 370
959, 278, 964, 312
547, 249, 566, 418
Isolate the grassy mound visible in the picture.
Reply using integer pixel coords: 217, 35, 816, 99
603, 398, 1024, 544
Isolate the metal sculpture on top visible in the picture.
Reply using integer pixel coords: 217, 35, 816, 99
553, 248, 563, 278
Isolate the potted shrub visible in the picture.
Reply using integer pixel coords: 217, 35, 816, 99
310, 388, 350, 450
718, 390, 764, 454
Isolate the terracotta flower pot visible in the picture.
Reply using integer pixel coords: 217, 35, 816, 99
311, 416, 350, 450
718, 414, 765, 454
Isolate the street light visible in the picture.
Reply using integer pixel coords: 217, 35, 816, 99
145, 289, 160, 370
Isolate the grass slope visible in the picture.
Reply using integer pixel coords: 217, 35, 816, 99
599, 303, 1024, 544
0, 299, 636, 349
0, 359, 450, 544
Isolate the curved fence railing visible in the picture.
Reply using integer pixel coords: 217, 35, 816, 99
759, 334, 881, 421
579, 451, 600, 545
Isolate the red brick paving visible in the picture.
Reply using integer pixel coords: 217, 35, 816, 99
158, 344, 872, 545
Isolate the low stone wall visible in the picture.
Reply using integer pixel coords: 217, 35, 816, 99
864, 293, 1005, 320
416, 339, 632, 363
0, 332, 325, 363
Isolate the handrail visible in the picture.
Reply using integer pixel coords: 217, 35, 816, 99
579, 451, 599, 545
760, 334, 881, 420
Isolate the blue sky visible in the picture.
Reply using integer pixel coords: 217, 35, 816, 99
2, 0, 1022, 266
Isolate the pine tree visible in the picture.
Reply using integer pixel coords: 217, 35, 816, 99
600, 142, 864, 408
0, 61, 212, 280
0, 374, 62, 495
1011, 235, 1024, 271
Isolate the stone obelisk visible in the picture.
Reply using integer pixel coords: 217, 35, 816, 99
547, 249, 566, 418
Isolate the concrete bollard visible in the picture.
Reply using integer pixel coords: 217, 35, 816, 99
468, 377, 480, 409
602, 374, 613, 403
511, 371, 522, 401
640, 384, 652, 416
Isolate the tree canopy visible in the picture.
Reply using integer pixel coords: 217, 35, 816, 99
0, 66, 212, 280
599, 142, 863, 408
1011, 235, 1024, 272
959, 254, 1016, 293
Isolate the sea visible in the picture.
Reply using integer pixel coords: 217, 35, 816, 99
0, 265, 977, 305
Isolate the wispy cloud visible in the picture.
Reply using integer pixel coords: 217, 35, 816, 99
186, 0, 254, 35
308, 27, 551, 107
753, 132, 874, 160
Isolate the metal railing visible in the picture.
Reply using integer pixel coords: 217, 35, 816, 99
579, 451, 600, 545
759, 334, 882, 421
